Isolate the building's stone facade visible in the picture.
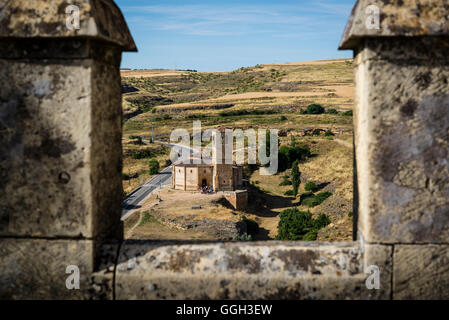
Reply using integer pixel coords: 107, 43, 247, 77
172, 163, 243, 192
172, 127, 244, 192
0, 0, 448, 300
224, 190, 248, 210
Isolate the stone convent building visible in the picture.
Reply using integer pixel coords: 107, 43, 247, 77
172, 127, 243, 191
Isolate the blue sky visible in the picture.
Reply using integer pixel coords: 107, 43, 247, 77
116, 0, 356, 72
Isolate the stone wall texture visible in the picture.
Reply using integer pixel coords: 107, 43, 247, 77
0, 40, 123, 241
340, 0, 449, 49
1, 0, 448, 300
115, 242, 390, 300
0, 0, 136, 51
354, 38, 449, 244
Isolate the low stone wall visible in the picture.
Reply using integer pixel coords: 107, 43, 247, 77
1, 0, 449, 300
114, 241, 391, 300
224, 191, 248, 210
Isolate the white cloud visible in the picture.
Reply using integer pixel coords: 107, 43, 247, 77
122, 2, 352, 37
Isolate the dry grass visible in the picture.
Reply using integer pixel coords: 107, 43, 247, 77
121, 59, 355, 241
145, 189, 239, 221
121, 69, 187, 78
265, 58, 351, 67
300, 138, 353, 203
126, 189, 263, 240
122, 139, 170, 194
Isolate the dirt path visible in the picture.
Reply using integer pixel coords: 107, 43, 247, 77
125, 211, 143, 238
335, 138, 352, 149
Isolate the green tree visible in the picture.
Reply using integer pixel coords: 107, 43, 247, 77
301, 104, 325, 115
265, 130, 271, 157
291, 160, 301, 196
278, 144, 311, 172
149, 159, 160, 175
135, 136, 144, 145
290, 135, 296, 148
275, 208, 331, 241
305, 181, 319, 192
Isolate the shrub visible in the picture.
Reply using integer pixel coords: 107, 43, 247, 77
291, 160, 301, 196
279, 175, 292, 186
325, 108, 339, 114
275, 208, 331, 241
324, 130, 335, 137
265, 130, 271, 157
122, 173, 130, 180
299, 192, 314, 203
301, 104, 325, 115
149, 159, 160, 175
278, 150, 290, 172
234, 233, 253, 241
130, 136, 144, 145
284, 190, 295, 196
342, 110, 353, 116
314, 213, 331, 229
301, 192, 332, 208
132, 150, 151, 159
187, 114, 205, 120
280, 116, 288, 121
155, 114, 172, 121
219, 109, 276, 117
303, 230, 318, 241
139, 211, 153, 226
278, 144, 311, 172
276, 209, 313, 241
242, 216, 259, 236
305, 181, 319, 192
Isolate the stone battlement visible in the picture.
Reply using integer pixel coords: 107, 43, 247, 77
0, 0, 448, 300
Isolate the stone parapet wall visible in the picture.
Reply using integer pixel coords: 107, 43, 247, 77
0, 0, 448, 300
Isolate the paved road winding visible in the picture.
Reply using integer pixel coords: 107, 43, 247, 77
121, 166, 172, 220
121, 142, 199, 220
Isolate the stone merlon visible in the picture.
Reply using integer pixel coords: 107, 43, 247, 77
0, 0, 137, 51
339, 0, 449, 50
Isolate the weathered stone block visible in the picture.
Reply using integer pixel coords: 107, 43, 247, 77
0, 41, 123, 240
363, 244, 392, 299
340, 0, 449, 49
0, 0, 136, 51
354, 38, 449, 243
394, 245, 449, 299
115, 241, 389, 300
0, 239, 92, 299
0, 239, 117, 299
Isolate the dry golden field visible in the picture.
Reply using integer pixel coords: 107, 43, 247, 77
120, 59, 355, 241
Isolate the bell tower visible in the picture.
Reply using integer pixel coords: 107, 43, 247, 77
212, 127, 234, 191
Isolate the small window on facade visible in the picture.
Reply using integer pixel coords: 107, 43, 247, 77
190, 170, 193, 173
